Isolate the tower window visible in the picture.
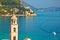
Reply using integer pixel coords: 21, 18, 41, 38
13, 28, 16, 32
14, 21, 15, 23
13, 36, 16, 40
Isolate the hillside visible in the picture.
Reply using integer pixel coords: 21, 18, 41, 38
0, 0, 36, 16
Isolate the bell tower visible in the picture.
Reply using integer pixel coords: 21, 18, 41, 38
10, 14, 18, 40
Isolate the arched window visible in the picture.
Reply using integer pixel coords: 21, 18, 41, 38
13, 36, 16, 40
14, 20, 15, 23
13, 28, 16, 32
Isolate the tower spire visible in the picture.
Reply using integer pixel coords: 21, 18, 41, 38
11, 14, 17, 24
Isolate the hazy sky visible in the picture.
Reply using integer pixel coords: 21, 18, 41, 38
22, 0, 60, 8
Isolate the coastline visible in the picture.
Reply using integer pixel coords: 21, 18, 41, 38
0, 14, 37, 16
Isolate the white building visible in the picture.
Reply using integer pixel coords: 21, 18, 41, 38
25, 6, 30, 9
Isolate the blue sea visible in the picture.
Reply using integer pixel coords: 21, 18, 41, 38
0, 11, 60, 40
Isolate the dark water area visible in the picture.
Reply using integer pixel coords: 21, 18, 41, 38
0, 11, 60, 40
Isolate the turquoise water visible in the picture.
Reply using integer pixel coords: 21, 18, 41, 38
0, 11, 60, 40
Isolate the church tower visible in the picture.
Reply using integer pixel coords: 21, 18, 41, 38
10, 14, 18, 40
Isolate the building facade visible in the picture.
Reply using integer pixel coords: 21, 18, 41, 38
10, 14, 18, 40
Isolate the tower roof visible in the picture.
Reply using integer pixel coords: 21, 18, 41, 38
11, 14, 17, 19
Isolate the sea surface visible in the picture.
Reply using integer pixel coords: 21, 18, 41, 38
0, 11, 60, 40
